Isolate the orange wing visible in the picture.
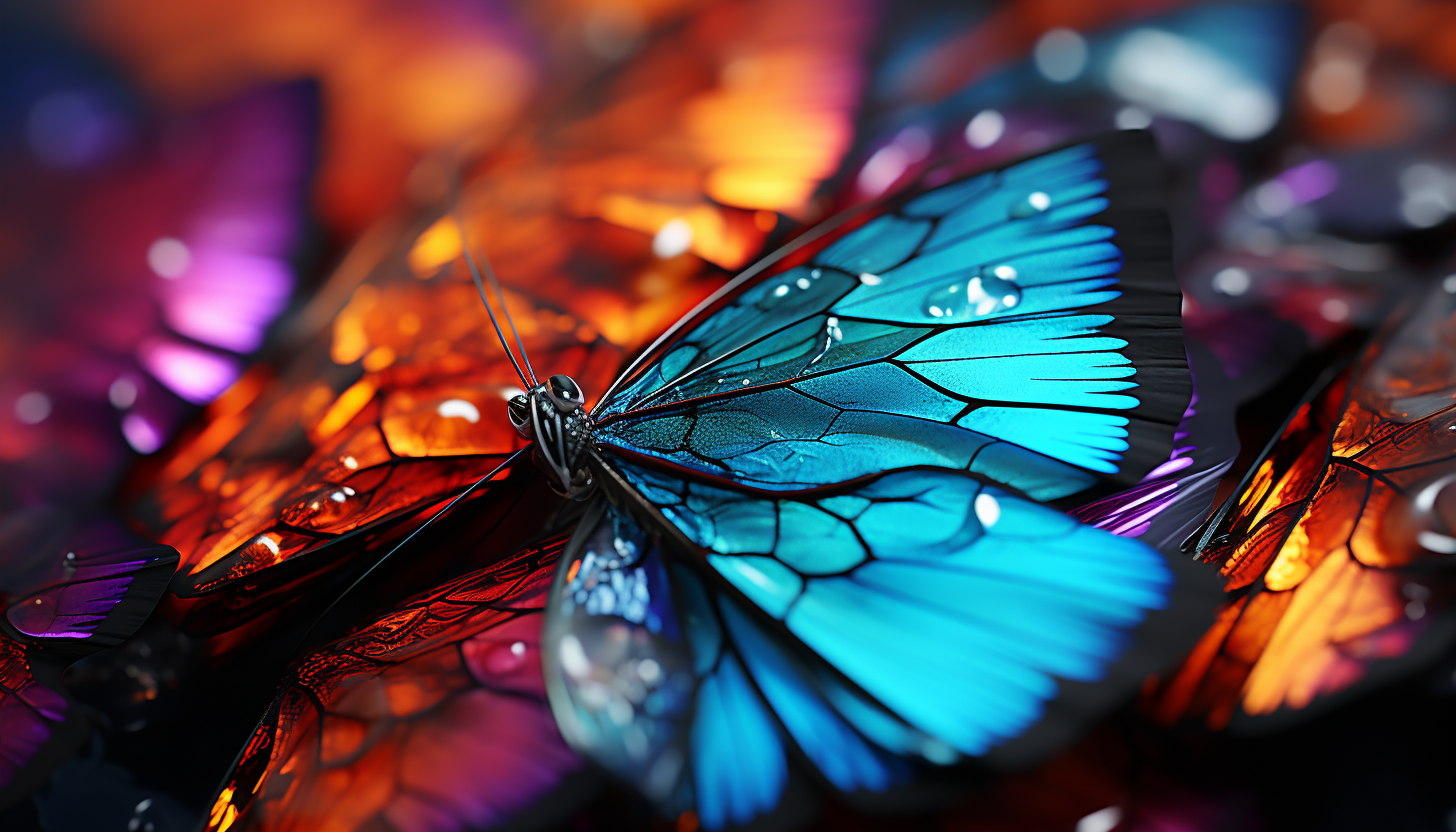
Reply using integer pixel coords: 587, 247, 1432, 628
1149, 281, 1456, 728
126, 265, 622, 634
203, 538, 577, 832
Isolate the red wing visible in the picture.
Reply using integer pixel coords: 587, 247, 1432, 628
203, 539, 580, 832
1149, 284, 1456, 727
126, 273, 623, 632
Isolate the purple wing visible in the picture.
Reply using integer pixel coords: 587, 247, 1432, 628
1072, 344, 1240, 551
2, 518, 178, 648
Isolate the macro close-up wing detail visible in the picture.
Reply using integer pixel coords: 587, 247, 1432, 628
10, 3, 1456, 831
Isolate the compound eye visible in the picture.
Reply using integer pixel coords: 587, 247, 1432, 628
507, 394, 532, 435
546, 374, 585, 413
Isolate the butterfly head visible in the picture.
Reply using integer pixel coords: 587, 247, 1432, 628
509, 374, 595, 499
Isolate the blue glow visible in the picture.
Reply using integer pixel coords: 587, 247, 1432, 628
816, 214, 931, 275
609, 463, 1176, 759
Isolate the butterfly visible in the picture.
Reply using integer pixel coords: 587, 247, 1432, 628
0, 516, 178, 811
1148, 274, 1456, 729
202, 130, 1223, 832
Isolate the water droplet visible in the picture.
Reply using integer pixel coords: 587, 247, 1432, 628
921, 267, 1023, 321
975, 493, 1001, 528
1009, 191, 1052, 218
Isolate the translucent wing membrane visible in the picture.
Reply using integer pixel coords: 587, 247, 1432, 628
204, 541, 578, 832
545, 468, 1219, 828
596, 133, 1188, 501
1149, 280, 1456, 728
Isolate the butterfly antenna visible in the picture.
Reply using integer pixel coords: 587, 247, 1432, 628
474, 231, 539, 387
454, 211, 533, 389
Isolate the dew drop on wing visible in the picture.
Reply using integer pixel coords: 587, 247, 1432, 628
922, 265, 1023, 321
1009, 190, 1052, 219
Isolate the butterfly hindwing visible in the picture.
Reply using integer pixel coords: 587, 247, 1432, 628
544, 467, 1219, 828
203, 539, 580, 832
594, 132, 1188, 502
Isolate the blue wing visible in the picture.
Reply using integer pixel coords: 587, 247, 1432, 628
594, 133, 1187, 502
543, 465, 1218, 828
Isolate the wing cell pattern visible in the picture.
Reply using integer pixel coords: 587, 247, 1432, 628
1150, 280, 1456, 727
204, 542, 577, 832
597, 135, 1187, 500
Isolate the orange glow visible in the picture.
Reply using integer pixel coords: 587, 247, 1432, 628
208, 787, 237, 831
1242, 551, 1404, 714
386, 46, 530, 148
1148, 287, 1456, 727
408, 217, 464, 278
313, 379, 379, 440
380, 387, 519, 458
1262, 522, 1313, 591
76, 0, 538, 232
596, 196, 755, 269
362, 345, 396, 371
332, 285, 379, 365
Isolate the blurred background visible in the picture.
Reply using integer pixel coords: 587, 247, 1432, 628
5, 0, 1456, 830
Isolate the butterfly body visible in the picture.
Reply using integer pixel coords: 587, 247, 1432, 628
509, 374, 597, 499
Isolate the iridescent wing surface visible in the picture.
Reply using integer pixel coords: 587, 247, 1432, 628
543, 134, 1220, 828
593, 132, 1190, 502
